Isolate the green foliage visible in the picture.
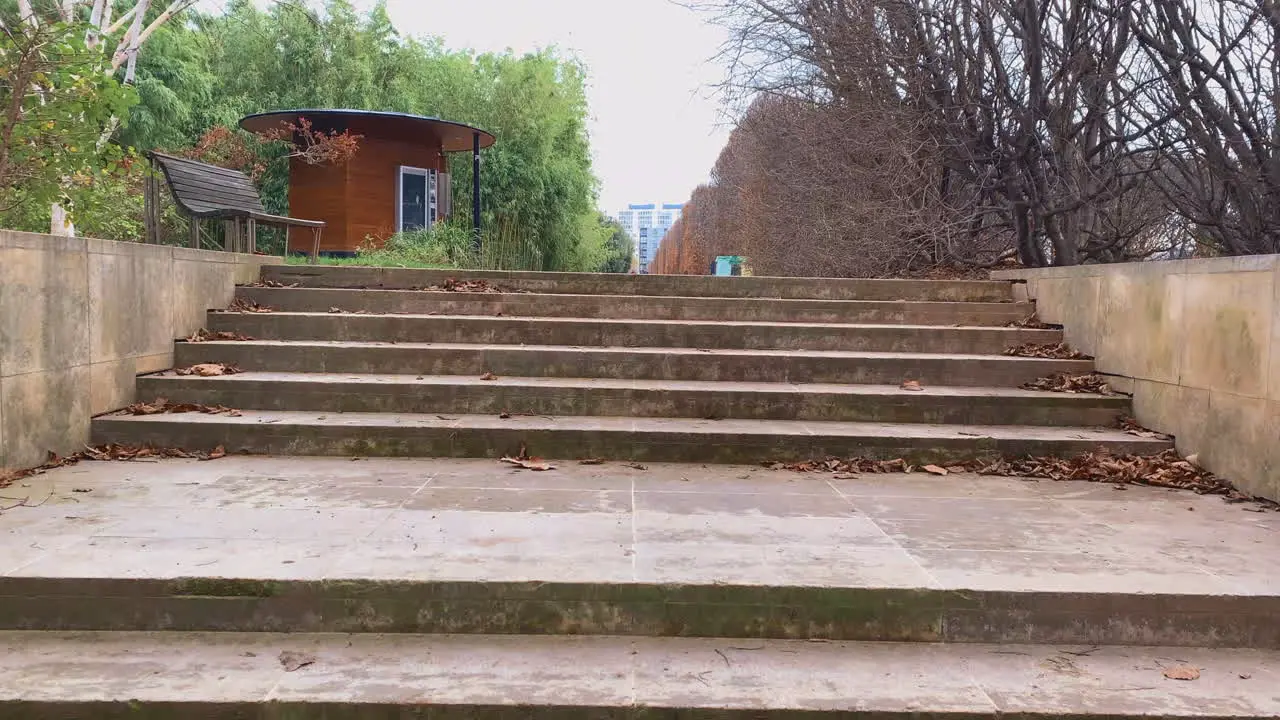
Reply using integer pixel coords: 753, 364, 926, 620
2, 0, 615, 267
597, 215, 635, 273
125, 0, 613, 270
355, 221, 477, 267
0, 20, 137, 224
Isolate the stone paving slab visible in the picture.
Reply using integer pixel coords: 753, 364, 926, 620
1, 458, 1276, 645
90, 412, 1171, 464
1, 631, 1278, 718
174, 340, 1098, 386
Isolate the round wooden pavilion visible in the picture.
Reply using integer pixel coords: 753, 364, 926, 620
239, 109, 496, 257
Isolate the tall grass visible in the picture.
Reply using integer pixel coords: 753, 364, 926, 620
286, 218, 545, 270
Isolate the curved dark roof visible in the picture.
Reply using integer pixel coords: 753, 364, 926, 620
239, 109, 495, 152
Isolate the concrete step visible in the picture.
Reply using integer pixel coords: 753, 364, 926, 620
3, 632, 1278, 718
3, 457, 1275, 647
138, 373, 1130, 426
207, 312, 1061, 353
175, 341, 1098, 387
265, 265, 1016, 301
237, 286, 1037, 325
91, 411, 1169, 464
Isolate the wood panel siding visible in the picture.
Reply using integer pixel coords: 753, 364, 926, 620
346, 136, 444, 249
287, 156, 347, 253
287, 134, 446, 254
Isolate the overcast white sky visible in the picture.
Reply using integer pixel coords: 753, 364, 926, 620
379, 0, 732, 213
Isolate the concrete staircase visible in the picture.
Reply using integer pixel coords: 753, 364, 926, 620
5, 266, 1278, 716
92, 265, 1168, 463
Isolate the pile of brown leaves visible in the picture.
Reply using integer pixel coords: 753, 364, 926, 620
246, 279, 297, 288
174, 363, 242, 377
769, 458, 964, 476
1006, 314, 1059, 329
1, 445, 226, 490
977, 449, 1254, 497
114, 398, 241, 417
769, 449, 1277, 507
424, 278, 506, 294
1116, 415, 1172, 440
1022, 372, 1114, 394
225, 297, 274, 313
1004, 342, 1093, 360
185, 328, 253, 342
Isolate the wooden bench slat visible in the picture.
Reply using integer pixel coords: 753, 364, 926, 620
164, 169, 261, 194
165, 173, 261, 198
151, 152, 256, 181
168, 182, 266, 211
148, 152, 324, 254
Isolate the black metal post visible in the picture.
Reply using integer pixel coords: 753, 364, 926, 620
472, 131, 482, 253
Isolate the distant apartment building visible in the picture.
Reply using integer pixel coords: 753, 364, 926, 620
615, 202, 683, 273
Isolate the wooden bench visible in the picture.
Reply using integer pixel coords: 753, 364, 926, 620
145, 151, 325, 261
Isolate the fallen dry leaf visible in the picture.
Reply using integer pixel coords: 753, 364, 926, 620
185, 328, 253, 342
175, 363, 242, 377
1003, 342, 1093, 360
418, 278, 526, 294
498, 412, 512, 419
328, 307, 343, 314
627, 463, 649, 470
278, 650, 316, 672
923, 464, 948, 476
1022, 372, 1114, 395
1006, 314, 1057, 329
764, 449, 1280, 510
1163, 665, 1201, 681
772, 457, 912, 474
578, 458, 606, 465
900, 379, 924, 392
480, 372, 498, 381
2, 444, 229, 490
116, 399, 241, 417
1116, 415, 1172, 440
225, 297, 273, 313
501, 456, 555, 471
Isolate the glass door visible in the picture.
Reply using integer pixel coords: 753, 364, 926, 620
397, 166, 437, 232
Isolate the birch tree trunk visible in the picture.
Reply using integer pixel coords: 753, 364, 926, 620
45, 0, 195, 235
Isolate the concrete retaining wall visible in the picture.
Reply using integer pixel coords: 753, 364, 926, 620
0, 231, 281, 471
994, 256, 1279, 502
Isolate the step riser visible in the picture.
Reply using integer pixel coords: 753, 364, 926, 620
91, 418, 1165, 464
175, 343, 1097, 387
137, 378, 1127, 426
238, 287, 1035, 325
265, 266, 1016, 302
3, 702, 641, 718
206, 315, 1061, 354
3, 578, 1273, 648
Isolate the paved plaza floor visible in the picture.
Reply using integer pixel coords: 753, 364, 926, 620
2, 456, 1277, 595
